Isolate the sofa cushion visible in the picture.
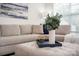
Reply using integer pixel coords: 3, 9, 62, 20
1, 25, 20, 36
55, 35, 65, 42
0, 34, 40, 46
20, 25, 32, 34
32, 25, 43, 34
0, 45, 14, 55
56, 25, 70, 35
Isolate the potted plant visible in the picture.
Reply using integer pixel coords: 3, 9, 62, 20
44, 13, 62, 44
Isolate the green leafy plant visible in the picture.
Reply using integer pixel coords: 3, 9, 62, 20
44, 13, 62, 31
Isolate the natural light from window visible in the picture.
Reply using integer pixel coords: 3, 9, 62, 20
53, 3, 79, 32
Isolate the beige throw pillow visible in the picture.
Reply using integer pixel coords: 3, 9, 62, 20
32, 25, 43, 34
1, 25, 20, 36
20, 25, 32, 34
56, 25, 70, 35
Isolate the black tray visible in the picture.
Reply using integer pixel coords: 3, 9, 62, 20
36, 40, 62, 48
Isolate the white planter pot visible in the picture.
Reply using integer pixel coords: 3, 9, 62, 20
49, 30, 55, 44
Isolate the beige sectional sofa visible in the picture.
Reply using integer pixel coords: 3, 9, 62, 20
0, 24, 70, 55
0, 25, 41, 47
0, 24, 42, 55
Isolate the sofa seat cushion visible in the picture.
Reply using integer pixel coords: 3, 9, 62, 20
0, 34, 40, 47
1, 25, 20, 36
20, 25, 32, 34
55, 35, 65, 42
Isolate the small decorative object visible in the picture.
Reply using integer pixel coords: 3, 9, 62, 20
44, 13, 62, 44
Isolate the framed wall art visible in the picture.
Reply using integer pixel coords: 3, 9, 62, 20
0, 3, 28, 20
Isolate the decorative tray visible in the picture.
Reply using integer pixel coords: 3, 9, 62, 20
36, 39, 62, 48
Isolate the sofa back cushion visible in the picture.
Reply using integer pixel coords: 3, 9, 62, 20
1, 25, 20, 36
32, 25, 43, 34
20, 25, 32, 34
56, 25, 70, 35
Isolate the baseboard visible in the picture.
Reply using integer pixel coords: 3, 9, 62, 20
1, 52, 15, 56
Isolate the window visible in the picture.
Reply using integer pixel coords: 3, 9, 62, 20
53, 3, 79, 32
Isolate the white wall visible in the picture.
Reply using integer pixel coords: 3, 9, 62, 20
28, 3, 44, 25
0, 3, 43, 25
0, 16, 28, 25
0, 3, 53, 25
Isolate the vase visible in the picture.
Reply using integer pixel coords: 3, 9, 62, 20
49, 30, 55, 44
